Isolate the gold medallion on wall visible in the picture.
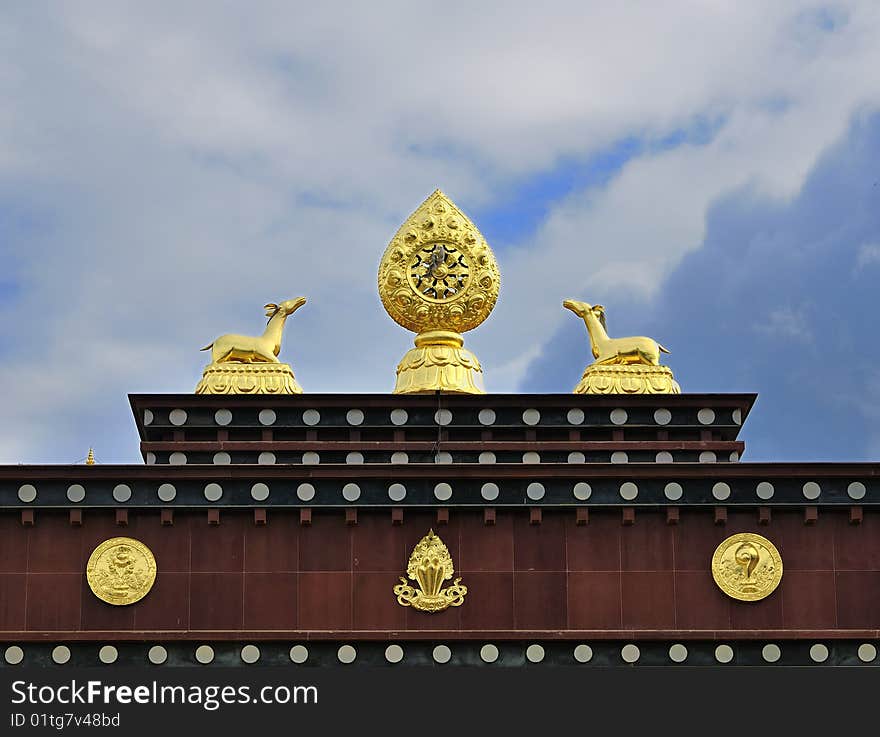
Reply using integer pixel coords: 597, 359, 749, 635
711, 532, 782, 602
86, 537, 157, 606
393, 530, 467, 612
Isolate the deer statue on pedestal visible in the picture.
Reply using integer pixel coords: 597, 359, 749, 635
201, 297, 307, 364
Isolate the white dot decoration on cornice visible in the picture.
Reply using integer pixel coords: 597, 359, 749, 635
4, 645, 24, 665
302, 409, 321, 426
195, 645, 214, 664
478, 409, 496, 425
346, 452, 365, 465
567, 408, 584, 425
296, 484, 315, 502
337, 645, 357, 664
714, 645, 734, 663
385, 645, 404, 664
250, 483, 270, 502
479, 451, 496, 464
214, 409, 232, 426
435, 409, 453, 426
169, 409, 187, 426
610, 408, 627, 425
258, 409, 276, 426
213, 452, 231, 465
434, 451, 453, 464
434, 483, 453, 501
146, 452, 156, 465
113, 484, 132, 503
762, 644, 781, 663
391, 452, 409, 464
729, 451, 740, 462
802, 481, 821, 500
481, 483, 500, 501
157, 483, 176, 502
346, 409, 364, 426
848, 481, 866, 500
858, 643, 877, 663
668, 644, 688, 663
432, 645, 451, 664
143, 409, 154, 425
480, 644, 499, 663
568, 452, 586, 464
653, 408, 671, 425
573, 644, 593, 663
289, 645, 308, 664
664, 482, 683, 501
732, 409, 742, 425
204, 483, 223, 502
620, 644, 640, 663
342, 483, 361, 502
573, 482, 591, 501
301, 452, 320, 465
390, 409, 409, 426
526, 644, 545, 663
611, 451, 628, 464
388, 483, 406, 502
241, 645, 261, 664
809, 644, 829, 663
697, 408, 715, 425
756, 481, 775, 500
258, 452, 276, 465
148, 646, 167, 665
169, 452, 187, 465
619, 482, 638, 501
699, 451, 716, 463
522, 451, 540, 464
526, 483, 545, 501
522, 408, 540, 426
52, 645, 71, 664
99, 645, 118, 664
66, 484, 86, 503
655, 451, 673, 463
712, 482, 731, 501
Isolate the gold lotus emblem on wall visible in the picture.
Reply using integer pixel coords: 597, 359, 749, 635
393, 530, 467, 612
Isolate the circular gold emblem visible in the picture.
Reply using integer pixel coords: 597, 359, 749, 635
378, 189, 500, 334
86, 537, 157, 606
711, 532, 782, 602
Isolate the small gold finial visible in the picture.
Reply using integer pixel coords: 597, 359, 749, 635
86, 448, 95, 465
378, 190, 500, 393
195, 297, 307, 394
563, 300, 681, 394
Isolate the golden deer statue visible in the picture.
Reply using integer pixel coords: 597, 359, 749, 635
563, 299, 670, 366
201, 297, 307, 364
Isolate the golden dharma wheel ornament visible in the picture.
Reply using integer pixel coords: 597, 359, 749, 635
378, 189, 500, 393
86, 537, 157, 606
393, 529, 467, 612
711, 532, 783, 602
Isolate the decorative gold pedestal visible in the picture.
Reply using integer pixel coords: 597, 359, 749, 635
196, 362, 303, 394
573, 363, 681, 395
394, 330, 484, 394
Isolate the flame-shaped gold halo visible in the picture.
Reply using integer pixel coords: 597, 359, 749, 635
378, 190, 500, 393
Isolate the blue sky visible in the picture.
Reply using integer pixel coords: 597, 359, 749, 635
1, 2, 879, 463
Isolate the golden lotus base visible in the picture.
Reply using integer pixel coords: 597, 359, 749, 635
393, 330, 485, 394
574, 363, 681, 394
195, 362, 303, 394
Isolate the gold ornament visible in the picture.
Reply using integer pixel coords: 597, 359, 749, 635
86, 537, 157, 606
711, 533, 783, 602
378, 190, 499, 393
393, 530, 467, 612
563, 299, 680, 394
195, 297, 306, 394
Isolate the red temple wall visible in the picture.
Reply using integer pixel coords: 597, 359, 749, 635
1, 508, 878, 636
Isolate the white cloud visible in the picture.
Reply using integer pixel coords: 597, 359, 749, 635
0, 2, 879, 461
